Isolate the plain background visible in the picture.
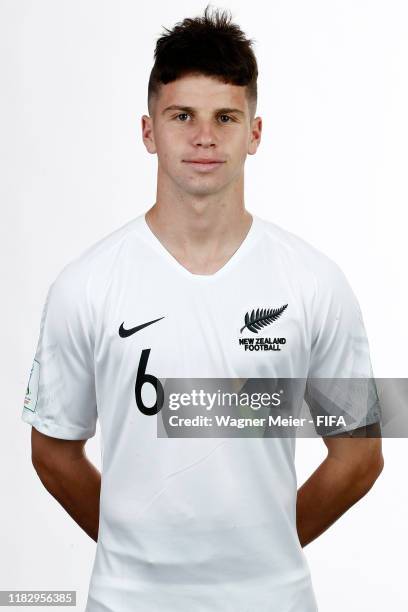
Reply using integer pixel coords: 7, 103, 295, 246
1, 0, 407, 610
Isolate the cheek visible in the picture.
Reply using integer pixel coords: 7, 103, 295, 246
227, 127, 249, 147
156, 130, 184, 158
242, 130, 251, 148
156, 140, 179, 166
229, 133, 250, 162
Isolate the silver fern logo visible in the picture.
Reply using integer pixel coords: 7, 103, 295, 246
238, 305, 288, 351
240, 305, 288, 334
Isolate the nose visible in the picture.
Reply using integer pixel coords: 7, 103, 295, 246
192, 121, 217, 148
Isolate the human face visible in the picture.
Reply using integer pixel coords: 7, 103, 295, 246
142, 74, 262, 197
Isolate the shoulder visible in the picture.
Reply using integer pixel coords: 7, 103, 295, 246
255, 214, 362, 326
49, 215, 144, 299
256, 214, 348, 287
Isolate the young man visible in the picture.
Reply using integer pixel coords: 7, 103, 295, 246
22, 7, 383, 611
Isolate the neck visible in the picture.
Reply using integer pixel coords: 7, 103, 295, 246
144, 171, 253, 275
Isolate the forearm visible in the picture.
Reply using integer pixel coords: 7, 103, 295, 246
296, 453, 379, 548
33, 454, 101, 542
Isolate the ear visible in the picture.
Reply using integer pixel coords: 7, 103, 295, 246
141, 115, 157, 154
248, 116, 262, 155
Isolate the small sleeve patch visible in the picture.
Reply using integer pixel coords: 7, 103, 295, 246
24, 359, 40, 413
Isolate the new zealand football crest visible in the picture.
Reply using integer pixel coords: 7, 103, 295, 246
238, 305, 288, 351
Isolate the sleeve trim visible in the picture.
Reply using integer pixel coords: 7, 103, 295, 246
21, 408, 96, 440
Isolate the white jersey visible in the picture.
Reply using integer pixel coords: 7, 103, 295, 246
22, 213, 379, 611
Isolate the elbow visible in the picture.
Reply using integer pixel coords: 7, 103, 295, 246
358, 452, 384, 494
31, 452, 50, 480
31, 452, 45, 472
31, 453, 59, 492
31, 441, 53, 481
30, 426, 55, 478
31, 440, 46, 473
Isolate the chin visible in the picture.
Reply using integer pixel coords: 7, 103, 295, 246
184, 185, 224, 197
177, 178, 226, 197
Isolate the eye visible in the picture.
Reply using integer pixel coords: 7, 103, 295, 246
219, 115, 233, 123
175, 113, 190, 121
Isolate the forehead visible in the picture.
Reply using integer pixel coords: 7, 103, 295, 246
155, 74, 249, 113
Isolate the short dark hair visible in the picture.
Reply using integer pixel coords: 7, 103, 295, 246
147, 5, 258, 116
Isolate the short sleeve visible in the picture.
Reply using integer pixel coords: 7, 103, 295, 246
304, 259, 382, 435
21, 267, 98, 440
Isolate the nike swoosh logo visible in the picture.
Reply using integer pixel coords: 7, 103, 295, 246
118, 316, 165, 338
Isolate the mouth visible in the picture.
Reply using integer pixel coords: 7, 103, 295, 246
182, 159, 226, 172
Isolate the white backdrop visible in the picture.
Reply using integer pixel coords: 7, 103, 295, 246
1, 1, 407, 610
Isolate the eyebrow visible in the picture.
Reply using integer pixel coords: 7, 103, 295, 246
161, 105, 245, 116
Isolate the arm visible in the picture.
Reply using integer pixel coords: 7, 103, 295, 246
31, 426, 101, 542
296, 422, 384, 547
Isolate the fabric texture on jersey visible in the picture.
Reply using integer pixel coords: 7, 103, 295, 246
22, 213, 380, 612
